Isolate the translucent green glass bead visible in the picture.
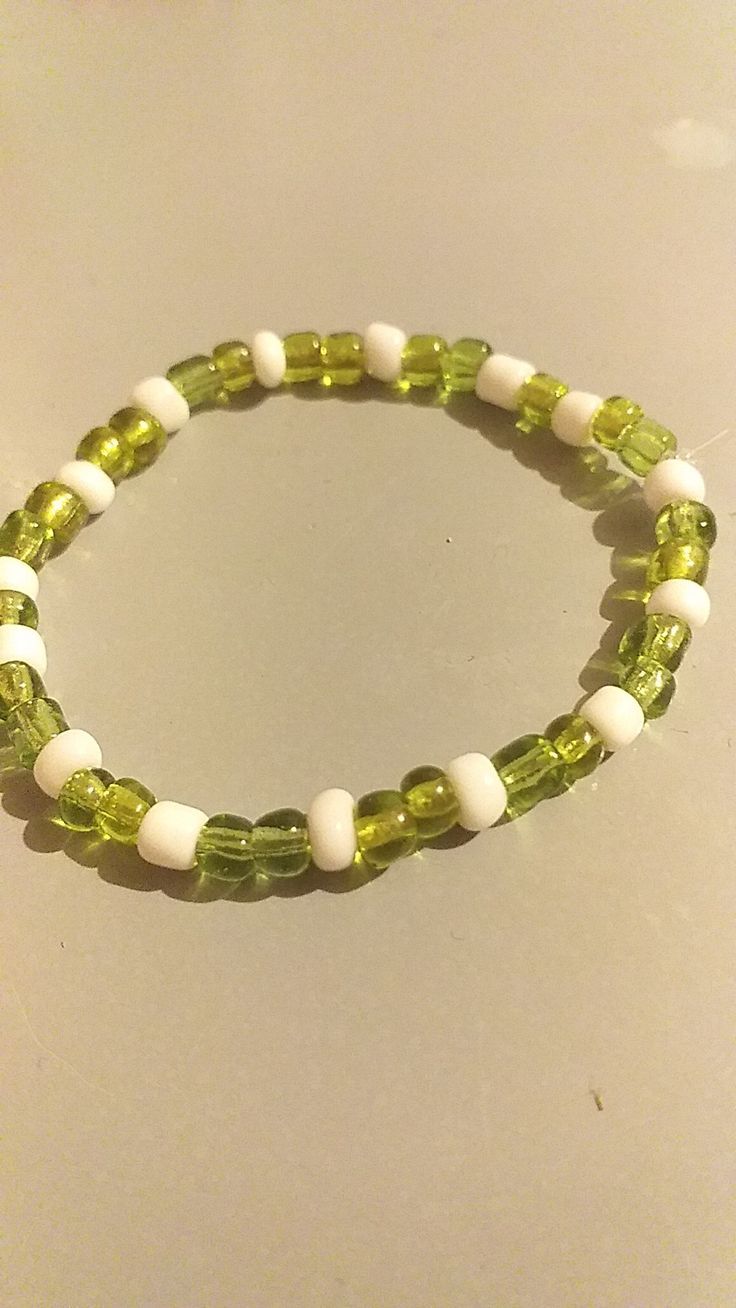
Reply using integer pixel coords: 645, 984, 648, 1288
95, 777, 156, 845
590, 396, 643, 451
618, 417, 676, 476
212, 340, 255, 397
354, 789, 418, 870
515, 373, 569, 433
0, 661, 45, 721
108, 408, 167, 472
57, 767, 115, 832
399, 765, 459, 840
646, 540, 709, 587
166, 355, 223, 410
283, 331, 322, 383
491, 735, 564, 820
196, 813, 254, 882
620, 659, 675, 719
544, 714, 604, 787
0, 510, 54, 568
76, 426, 134, 483
251, 807, 311, 878
0, 590, 39, 628
442, 338, 491, 393
24, 482, 89, 548
618, 613, 691, 672
401, 335, 448, 388
655, 499, 717, 550
320, 332, 365, 386
6, 696, 68, 769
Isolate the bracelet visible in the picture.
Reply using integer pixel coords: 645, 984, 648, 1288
0, 325, 716, 885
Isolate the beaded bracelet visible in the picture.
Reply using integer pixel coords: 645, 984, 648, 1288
0, 325, 716, 884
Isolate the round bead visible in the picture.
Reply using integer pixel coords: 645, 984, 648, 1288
137, 800, 208, 871
354, 790, 418, 871
96, 778, 157, 845
401, 335, 447, 388
579, 685, 645, 752
251, 807, 311, 878
306, 787, 357, 872
646, 578, 710, 629
475, 354, 536, 410
320, 332, 364, 386
165, 356, 222, 410
33, 729, 103, 799
76, 426, 134, 483
25, 481, 89, 547
442, 339, 492, 394
399, 765, 459, 839
544, 714, 604, 787
7, 696, 68, 769
0, 556, 40, 601
0, 510, 54, 568
0, 590, 38, 628
445, 752, 507, 831
654, 500, 717, 550
589, 396, 642, 450
643, 457, 706, 513
618, 418, 677, 476
251, 331, 286, 389
0, 660, 44, 720
364, 322, 407, 384
212, 340, 255, 396
109, 408, 167, 472
129, 376, 191, 432
550, 391, 602, 447
515, 373, 568, 433
491, 735, 565, 819
196, 813, 254, 882
618, 614, 691, 672
620, 661, 676, 720
0, 625, 47, 677
283, 331, 322, 383
646, 540, 709, 588
57, 768, 114, 831
55, 461, 116, 515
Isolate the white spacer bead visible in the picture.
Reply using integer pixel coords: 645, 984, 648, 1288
137, 800, 208, 871
0, 556, 39, 601
56, 460, 116, 515
251, 331, 286, 389
446, 752, 507, 831
579, 686, 644, 752
550, 390, 602, 447
130, 376, 190, 433
33, 729, 103, 799
307, 787, 357, 871
642, 457, 706, 513
475, 354, 536, 410
646, 578, 710, 629
364, 322, 407, 384
0, 625, 46, 676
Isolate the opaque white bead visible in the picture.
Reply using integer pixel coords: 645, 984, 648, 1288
446, 752, 507, 831
130, 376, 190, 433
0, 556, 39, 601
56, 460, 116, 515
579, 686, 644, 752
642, 457, 706, 513
550, 390, 602, 447
646, 578, 710, 629
364, 322, 407, 384
137, 800, 208, 871
0, 625, 46, 676
307, 787, 357, 871
252, 331, 286, 388
475, 354, 536, 409
33, 729, 103, 799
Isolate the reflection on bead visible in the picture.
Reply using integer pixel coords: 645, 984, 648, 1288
283, 331, 322, 383
354, 789, 418, 870
57, 767, 114, 831
399, 765, 459, 839
646, 540, 709, 588
25, 482, 89, 548
212, 340, 255, 396
620, 660, 676, 719
6, 696, 68, 769
491, 735, 564, 819
0, 590, 38, 628
252, 807, 311, 878
654, 499, 717, 550
544, 714, 604, 788
590, 396, 643, 451
108, 408, 167, 472
401, 335, 447, 388
618, 614, 691, 672
442, 339, 491, 393
321, 332, 364, 386
618, 418, 676, 476
76, 426, 134, 483
96, 778, 156, 845
515, 373, 568, 433
0, 661, 45, 721
166, 355, 223, 410
0, 510, 54, 569
196, 813, 254, 882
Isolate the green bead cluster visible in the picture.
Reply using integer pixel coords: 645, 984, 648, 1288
589, 396, 677, 476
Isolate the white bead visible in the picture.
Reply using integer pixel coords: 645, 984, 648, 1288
307, 787, 357, 871
550, 390, 602, 447
56, 460, 116, 515
446, 752, 507, 831
251, 331, 286, 388
33, 729, 103, 799
130, 376, 190, 433
0, 556, 39, 601
475, 353, 536, 409
646, 578, 710, 629
0, 625, 46, 676
579, 686, 644, 752
642, 457, 706, 513
364, 322, 407, 383
137, 800, 208, 871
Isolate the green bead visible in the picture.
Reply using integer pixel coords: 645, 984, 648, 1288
0, 590, 38, 628
196, 813, 254, 882
320, 332, 364, 386
655, 499, 717, 550
95, 777, 156, 845
6, 696, 68, 769
544, 714, 604, 787
25, 482, 89, 548
590, 396, 643, 451
354, 789, 418, 870
401, 335, 448, 388
491, 735, 564, 820
212, 340, 255, 396
620, 659, 675, 719
442, 338, 491, 393
76, 426, 134, 482
251, 807, 311, 878
0, 661, 45, 721
515, 373, 569, 433
57, 767, 115, 832
166, 355, 223, 410
283, 331, 322, 383
0, 510, 54, 568
108, 408, 167, 472
647, 540, 709, 587
618, 614, 691, 672
618, 418, 676, 476
399, 765, 459, 839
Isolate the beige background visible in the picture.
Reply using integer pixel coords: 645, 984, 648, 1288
1, 3, 735, 1305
